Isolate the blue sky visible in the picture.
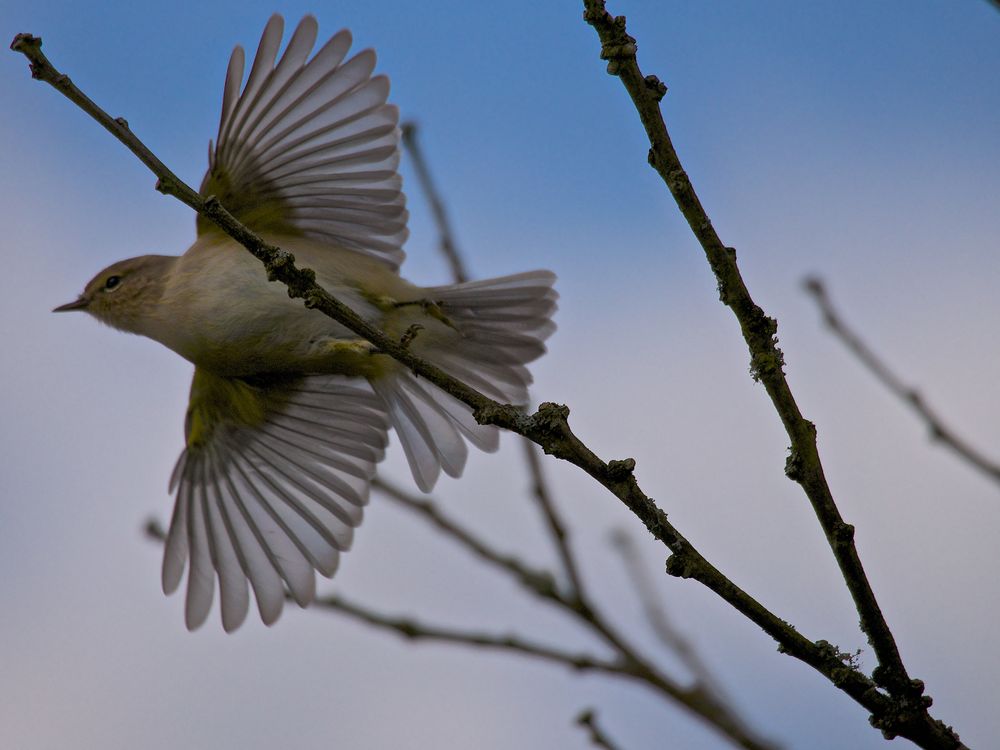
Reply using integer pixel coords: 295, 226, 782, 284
3, 2, 999, 749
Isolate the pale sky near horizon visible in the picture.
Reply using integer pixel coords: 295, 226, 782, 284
2, 2, 999, 749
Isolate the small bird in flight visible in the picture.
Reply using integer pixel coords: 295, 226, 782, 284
55, 15, 557, 632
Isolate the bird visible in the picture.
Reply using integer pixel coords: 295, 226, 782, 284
54, 14, 557, 632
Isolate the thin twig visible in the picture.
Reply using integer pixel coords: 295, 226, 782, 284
399, 122, 586, 598
11, 30, 956, 749
576, 709, 624, 750
401, 122, 469, 283
372, 480, 780, 750
579, 5, 963, 748
610, 530, 726, 697
372, 476, 563, 602
158, 489, 777, 750
521, 438, 587, 598
319, 593, 621, 673
371, 478, 653, 666
319, 593, 775, 750
805, 276, 1000, 487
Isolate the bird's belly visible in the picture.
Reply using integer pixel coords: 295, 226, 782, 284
158, 244, 387, 378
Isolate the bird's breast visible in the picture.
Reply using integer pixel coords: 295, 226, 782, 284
152, 238, 390, 378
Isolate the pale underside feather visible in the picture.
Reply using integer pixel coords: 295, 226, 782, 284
164, 375, 388, 630
373, 270, 558, 493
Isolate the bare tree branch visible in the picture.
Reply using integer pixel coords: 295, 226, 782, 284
155, 499, 781, 749
318, 593, 777, 750
372, 476, 564, 602
399, 123, 586, 599
5, 23, 876, 728
401, 122, 470, 283
804, 276, 1000, 487
611, 530, 727, 698
576, 709, 625, 750
578, 4, 962, 747
522, 438, 587, 598
318, 593, 622, 674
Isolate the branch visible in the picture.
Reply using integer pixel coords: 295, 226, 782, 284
12, 28, 955, 749
372, 476, 564, 602
521, 437, 587, 598
576, 709, 625, 750
579, 3, 962, 748
610, 530, 726, 698
320, 593, 776, 750
399, 123, 586, 598
318, 592, 624, 674
401, 122, 470, 283
371, 478, 779, 750
805, 277, 1000, 487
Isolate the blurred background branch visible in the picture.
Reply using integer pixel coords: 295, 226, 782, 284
804, 276, 1000, 487
401, 122, 469, 284
576, 709, 624, 750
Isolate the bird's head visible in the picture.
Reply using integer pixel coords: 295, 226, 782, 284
54, 255, 175, 334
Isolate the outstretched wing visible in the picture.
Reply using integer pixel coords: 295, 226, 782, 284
198, 14, 408, 269
162, 371, 390, 631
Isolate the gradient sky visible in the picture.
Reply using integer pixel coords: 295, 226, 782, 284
3, 2, 999, 749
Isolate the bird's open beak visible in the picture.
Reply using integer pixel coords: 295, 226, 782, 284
52, 296, 89, 313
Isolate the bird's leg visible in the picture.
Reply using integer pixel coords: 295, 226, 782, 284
393, 298, 457, 330
310, 336, 379, 358
399, 323, 425, 348
362, 290, 457, 330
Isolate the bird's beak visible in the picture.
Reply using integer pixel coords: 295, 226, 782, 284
52, 296, 89, 313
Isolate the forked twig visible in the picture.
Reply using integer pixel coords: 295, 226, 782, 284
579, 3, 962, 747
370, 479, 779, 750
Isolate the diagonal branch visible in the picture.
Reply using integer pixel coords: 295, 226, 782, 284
580, 3, 962, 748
521, 437, 587, 598
372, 476, 564, 602
11, 29, 958, 749
580, 0, 903, 689
576, 709, 625, 750
3, 21, 879, 722
372, 477, 666, 670
318, 592, 623, 675
400, 122, 470, 284
805, 277, 1000, 487
611, 530, 728, 699
319, 593, 777, 750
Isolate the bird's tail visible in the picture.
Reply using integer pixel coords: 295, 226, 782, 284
372, 270, 557, 491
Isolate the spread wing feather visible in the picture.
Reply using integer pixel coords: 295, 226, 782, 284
198, 14, 408, 269
372, 270, 558, 492
163, 375, 389, 631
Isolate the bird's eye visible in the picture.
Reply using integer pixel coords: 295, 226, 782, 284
103, 275, 122, 291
